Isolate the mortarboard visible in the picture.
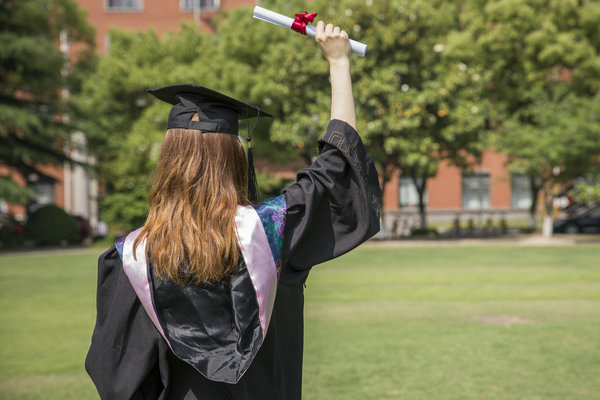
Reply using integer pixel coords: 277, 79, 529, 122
146, 84, 273, 202
146, 84, 273, 134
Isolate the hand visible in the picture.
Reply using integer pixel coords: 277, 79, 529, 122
315, 21, 351, 63
315, 21, 356, 129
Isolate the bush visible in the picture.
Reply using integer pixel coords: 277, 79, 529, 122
25, 205, 79, 246
0, 217, 24, 248
410, 227, 439, 238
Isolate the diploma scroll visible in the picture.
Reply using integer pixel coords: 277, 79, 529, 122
253, 6, 367, 57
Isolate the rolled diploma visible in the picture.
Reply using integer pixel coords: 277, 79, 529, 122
253, 6, 367, 57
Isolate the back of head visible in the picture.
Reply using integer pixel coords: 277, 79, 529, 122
138, 83, 272, 285
135, 127, 249, 285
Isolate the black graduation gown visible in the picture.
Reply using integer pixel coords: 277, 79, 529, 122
85, 119, 382, 400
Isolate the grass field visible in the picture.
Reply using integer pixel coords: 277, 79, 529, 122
1, 244, 599, 399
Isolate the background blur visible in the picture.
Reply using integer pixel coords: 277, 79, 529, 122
1, 0, 599, 245
0, 0, 599, 399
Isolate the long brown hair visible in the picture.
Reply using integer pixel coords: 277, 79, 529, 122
133, 127, 249, 285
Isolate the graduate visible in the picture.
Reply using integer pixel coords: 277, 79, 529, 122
86, 21, 382, 400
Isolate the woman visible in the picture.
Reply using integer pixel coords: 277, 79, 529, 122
86, 21, 381, 400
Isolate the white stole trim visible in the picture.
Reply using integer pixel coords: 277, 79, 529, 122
235, 205, 278, 338
122, 228, 172, 350
121, 206, 278, 342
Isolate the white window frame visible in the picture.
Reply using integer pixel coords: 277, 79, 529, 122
511, 173, 532, 209
399, 176, 427, 209
462, 172, 490, 210
105, 0, 144, 12
181, 0, 221, 12
27, 177, 56, 210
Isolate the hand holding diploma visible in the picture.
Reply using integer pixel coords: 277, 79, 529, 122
315, 22, 351, 65
315, 21, 357, 130
253, 6, 367, 57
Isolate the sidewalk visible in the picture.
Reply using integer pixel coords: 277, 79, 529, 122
365, 233, 600, 247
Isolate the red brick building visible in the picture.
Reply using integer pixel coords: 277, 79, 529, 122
383, 148, 533, 236
76, 0, 255, 54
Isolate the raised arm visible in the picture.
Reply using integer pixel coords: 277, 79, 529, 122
315, 20, 356, 130
277, 22, 381, 283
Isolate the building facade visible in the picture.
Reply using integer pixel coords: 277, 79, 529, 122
76, 0, 255, 54
382, 149, 534, 237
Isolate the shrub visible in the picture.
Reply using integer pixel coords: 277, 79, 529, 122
25, 205, 79, 246
410, 227, 439, 238
0, 217, 24, 248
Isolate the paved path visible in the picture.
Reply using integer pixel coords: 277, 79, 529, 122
365, 234, 600, 248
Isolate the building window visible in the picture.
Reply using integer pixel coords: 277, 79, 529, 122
181, 0, 221, 12
511, 174, 532, 209
462, 172, 490, 209
27, 176, 56, 212
106, 0, 143, 11
399, 177, 427, 208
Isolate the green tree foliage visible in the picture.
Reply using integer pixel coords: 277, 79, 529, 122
226, 0, 491, 229
457, 0, 600, 228
0, 177, 32, 205
502, 91, 600, 212
342, 0, 490, 229
570, 163, 600, 205
572, 182, 600, 204
75, 25, 233, 229
0, 0, 95, 205
78, 0, 600, 235
74, 0, 493, 231
75, 3, 306, 230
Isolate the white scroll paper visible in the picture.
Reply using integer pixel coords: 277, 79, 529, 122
253, 6, 367, 57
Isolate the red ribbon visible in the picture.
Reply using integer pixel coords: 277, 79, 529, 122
291, 11, 317, 35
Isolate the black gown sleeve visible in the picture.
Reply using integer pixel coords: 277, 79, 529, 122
281, 119, 382, 282
85, 246, 169, 399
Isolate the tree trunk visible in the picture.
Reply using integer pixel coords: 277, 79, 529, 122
542, 180, 554, 238
418, 200, 427, 230
542, 215, 553, 237
412, 175, 427, 230
528, 176, 541, 230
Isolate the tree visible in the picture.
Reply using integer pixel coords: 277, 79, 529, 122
499, 91, 600, 232
350, 0, 490, 230
249, 0, 490, 230
74, 2, 308, 230
73, 25, 221, 229
572, 181, 600, 204
216, 0, 321, 165
77, 0, 495, 232
0, 0, 95, 206
457, 0, 600, 234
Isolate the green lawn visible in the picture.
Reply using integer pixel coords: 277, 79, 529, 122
1, 244, 599, 399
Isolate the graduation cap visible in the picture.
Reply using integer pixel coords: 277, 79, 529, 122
146, 84, 273, 203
